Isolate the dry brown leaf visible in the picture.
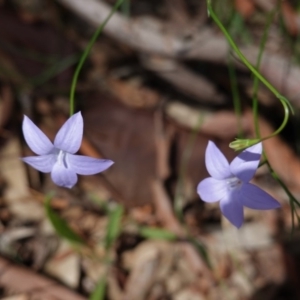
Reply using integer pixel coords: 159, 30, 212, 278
83, 92, 163, 207
107, 77, 160, 109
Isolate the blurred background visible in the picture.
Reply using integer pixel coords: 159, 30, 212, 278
0, 0, 300, 299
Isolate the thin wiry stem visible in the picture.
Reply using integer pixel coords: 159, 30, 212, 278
69, 0, 125, 116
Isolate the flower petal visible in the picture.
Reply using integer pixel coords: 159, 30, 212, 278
51, 162, 78, 188
205, 141, 231, 179
22, 154, 56, 173
67, 154, 114, 175
197, 177, 227, 203
230, 142, 262, 182
220, 192, 244, 228
239, 183, 280, 210
22, 116, 54, 155
54, 112, 83, 154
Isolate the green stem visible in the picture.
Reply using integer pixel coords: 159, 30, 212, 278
207, 1, 292, 142
69, 0, 125, 116
121, 0, 130, 17
259, 103, 290, 142
252, 5, 278, 138
251, 7, 300, 228
267, 161, 300, 231
208, 3, 277, 96
228, 55, 242, 138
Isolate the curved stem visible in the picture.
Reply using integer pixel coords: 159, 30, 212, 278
252, 4, 279, 138
69, 0, 125, 116
208, 3, 278, 97
259, 101, 289, 142
207, 1, 292, 141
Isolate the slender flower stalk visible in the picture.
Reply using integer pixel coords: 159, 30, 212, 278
206, 1, 293, 149
22, 112, 113, 188
69, 0, 125, 116
197, 141, 280, 228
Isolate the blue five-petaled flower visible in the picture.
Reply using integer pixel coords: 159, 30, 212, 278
22, 112, 114, 188
197, 141, 280, 228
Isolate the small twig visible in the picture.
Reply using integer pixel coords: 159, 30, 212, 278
56, 0, 227, 60
57, 0, 300, 105
141, 55, 225, 104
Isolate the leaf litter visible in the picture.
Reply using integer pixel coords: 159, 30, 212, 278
0, 0, 300, 299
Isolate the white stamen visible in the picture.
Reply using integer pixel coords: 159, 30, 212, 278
226, 177, 242, 191
57, 150, 69, 168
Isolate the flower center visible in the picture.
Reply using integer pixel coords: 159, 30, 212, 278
57, 150, 69, 168
226, 177, 242, 191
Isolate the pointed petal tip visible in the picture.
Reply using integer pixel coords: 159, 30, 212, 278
240, 183, 281, 210
107, 160, 114, 167
205, 140, 231, 180
72, 111, 83, 120
67, 155, 114, 175
267, 199, 281, 209
22, 116, 54, 155
220, 195, 244, 228
71, 111, 83, 121
230, 217, 243, 229
274, 202, 281, 209
235, 222, 243, 229
54, 112, 84, 153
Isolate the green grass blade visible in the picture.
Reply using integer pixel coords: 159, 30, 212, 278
89, 276, 107, 300
105, 205, 124, 250
45, 196, 84, 245
139, 227, 177, 240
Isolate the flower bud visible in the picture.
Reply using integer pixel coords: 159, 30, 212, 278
229, 138, 261, 151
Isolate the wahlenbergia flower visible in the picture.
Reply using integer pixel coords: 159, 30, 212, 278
22, 112, 113, 188
197, 141, 280, 228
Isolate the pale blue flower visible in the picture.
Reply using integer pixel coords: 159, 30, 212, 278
22, 112, 113, 188
197, 141, 280, 228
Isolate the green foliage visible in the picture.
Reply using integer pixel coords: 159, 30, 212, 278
45, 196, 85, 245
121, 0, 130, 16
139, 227, 177, 240
89, 277, 107, 300
228, 12, 252, 44
228, 57, 242, 138
69, 0, 125, 115
104, 205, 124, 250
207, 1, 293, 144
89, 194, 110, 212
189, 238, 211, 269
211, 0, 234, 25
